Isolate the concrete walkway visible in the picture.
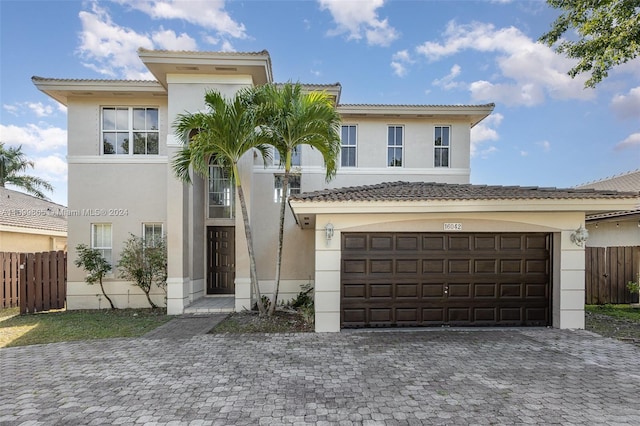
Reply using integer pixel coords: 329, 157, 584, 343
1, 327, 639, 425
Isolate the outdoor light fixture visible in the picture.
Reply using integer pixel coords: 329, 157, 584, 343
324, 222, 334, 243
570, 225, 589, 247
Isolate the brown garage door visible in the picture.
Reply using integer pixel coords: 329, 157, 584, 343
341, 232, 551, 328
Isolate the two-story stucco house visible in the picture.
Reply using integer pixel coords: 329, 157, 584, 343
33, 49, 638, 332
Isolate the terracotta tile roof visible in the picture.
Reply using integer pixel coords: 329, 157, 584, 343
0, 187, 67, 233
290, 181, 639, 203
576, 169, 640, 192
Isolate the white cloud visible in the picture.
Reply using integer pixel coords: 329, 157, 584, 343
610, 86, 640, 120
116, 0, 247, 39
391, 49, 413, 77
0, 124, 67, 152
433, 64, 462, 90
152, 28, 197, 50
78, 3, 155, 79
615, 132, 640, 151
3, 104, 19, 116
536, 140, 551, 152
27, 102, 54, 117
318, 0, 399, 46
520, 150, 529, 156
470, 112, 503, 157
32, 154, 68, 183
416, 21, 594, 106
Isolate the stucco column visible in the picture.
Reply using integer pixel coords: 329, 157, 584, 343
314, 215, 341, 332
166, 140, 191, 315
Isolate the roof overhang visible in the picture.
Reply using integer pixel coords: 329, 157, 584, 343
32, 77, 166, 106
289, 198, 640, 229
337, 103, 495, 127
138, 49, 273, 89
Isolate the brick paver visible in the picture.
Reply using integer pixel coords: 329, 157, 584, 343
1, 327, 639, 425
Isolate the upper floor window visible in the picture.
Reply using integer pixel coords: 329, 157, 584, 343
272, 146, 301, 167
102, 107, 159, 155
208, 164, 234, 219
143, 223, 163, 248
387, 125, 403, 167
341, 125, 357, 167
274, 174, 301, 203
91, 223, 112, 266
434, 126, 450, 168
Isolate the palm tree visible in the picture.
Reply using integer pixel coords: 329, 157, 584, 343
172, 88, 270, 315
254, 82, 341, 315
0, 142, 53, 199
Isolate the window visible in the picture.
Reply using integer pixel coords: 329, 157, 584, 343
434, 126, 450, 167
341, 125, 357, 167
209, 164, 234, 218
274, 174, 301, 203
102, 107, 159, 155
143, 223, 163, 247
91, 223, 112, 265
387, 125, 403, 167
273, 146, 301, 167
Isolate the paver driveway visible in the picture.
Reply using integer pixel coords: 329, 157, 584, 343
1, 318, 639, 425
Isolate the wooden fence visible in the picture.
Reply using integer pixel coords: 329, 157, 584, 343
0, 251, 66, 314
586, 246, 640, 305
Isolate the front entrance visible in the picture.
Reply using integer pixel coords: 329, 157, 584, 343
206, 226, 235, 294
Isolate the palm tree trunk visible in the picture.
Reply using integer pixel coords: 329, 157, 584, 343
235, 165, 265, 315
270, 169, 288, 316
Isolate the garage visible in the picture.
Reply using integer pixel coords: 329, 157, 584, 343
341, 232, 551, 328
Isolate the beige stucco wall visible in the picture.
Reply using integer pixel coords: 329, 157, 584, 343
0, 230, 67, 253
586, 220, 640, 247
65, 95, 169, 309
312, 211, 587, 332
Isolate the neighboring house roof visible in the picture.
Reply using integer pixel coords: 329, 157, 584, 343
0, 187, 67, 233
575, 170, 640, 221
576, 169, 640, 192
291, 181, 638, 203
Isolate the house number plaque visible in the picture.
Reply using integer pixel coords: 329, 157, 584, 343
443, 222, 463, 231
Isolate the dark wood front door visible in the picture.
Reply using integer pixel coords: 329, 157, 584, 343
341, 232, 551, 328
207, 226, 235, 294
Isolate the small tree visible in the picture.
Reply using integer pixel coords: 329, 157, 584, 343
117, 234, 167, 309
75, 244, 115, 309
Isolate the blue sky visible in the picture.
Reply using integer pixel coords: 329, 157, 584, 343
1, 0, 638, 206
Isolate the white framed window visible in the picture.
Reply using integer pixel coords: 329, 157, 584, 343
272, 146, 301, 167
434, 126, 450, 168
341, 125, 357, 167
274, 174, 301, 203
387, 125, 403, 167
143, 223, 163, 248
102, 107, 159, 155
208, 164, 234, 219
91, 223, 112, 265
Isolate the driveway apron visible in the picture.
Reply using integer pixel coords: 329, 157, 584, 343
1, 327, 639, 425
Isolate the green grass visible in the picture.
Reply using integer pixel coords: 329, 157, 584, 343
211, 311, 313, 334
585, 304, 640, 322
0, 308, 172, 348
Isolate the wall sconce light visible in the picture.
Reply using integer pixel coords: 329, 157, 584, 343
324, 222, 334, 243
570, 225, 589, 247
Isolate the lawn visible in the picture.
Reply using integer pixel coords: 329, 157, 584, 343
585, 304, 640, 345
0, 307, 172, 348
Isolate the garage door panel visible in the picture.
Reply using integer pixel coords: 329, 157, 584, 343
370, 259, 393, 274
449, 260, 471, 273
370, 284, 393, 298
342, 232, 551, 328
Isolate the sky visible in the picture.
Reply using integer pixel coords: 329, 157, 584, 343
1, 0, 638, 207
